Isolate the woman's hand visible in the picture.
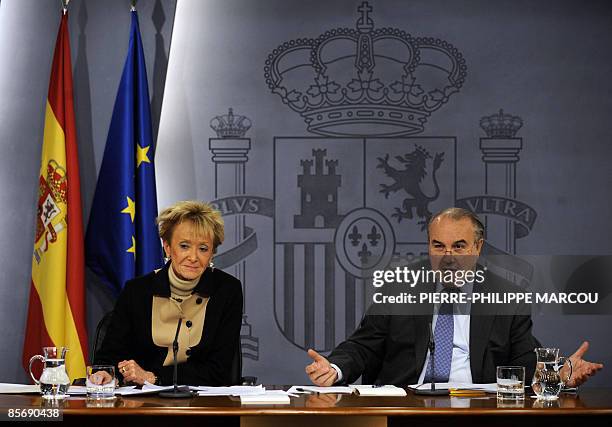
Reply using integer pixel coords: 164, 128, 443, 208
117, 360, 156, 386
89, 370, 114, 385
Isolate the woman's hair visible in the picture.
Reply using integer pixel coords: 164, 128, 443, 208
157, 200, 224, 251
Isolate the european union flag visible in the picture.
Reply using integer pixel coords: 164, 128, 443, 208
86, 11, 163, 295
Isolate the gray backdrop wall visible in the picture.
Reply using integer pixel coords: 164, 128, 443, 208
0, 0, 610, 386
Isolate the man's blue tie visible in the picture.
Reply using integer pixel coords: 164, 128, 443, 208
424, 291, 454, 383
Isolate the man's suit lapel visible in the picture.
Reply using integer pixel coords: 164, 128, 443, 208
413, 281, 435, 378
469, 272, 496, 383
414, 313, 433, 376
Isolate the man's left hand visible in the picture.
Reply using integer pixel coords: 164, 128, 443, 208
565, 341, 603, 387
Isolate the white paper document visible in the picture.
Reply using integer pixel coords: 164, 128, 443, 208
115, 386, 150, 395
68, 384, 166, 396
409, 382, 497, 393
287, 385, 354, 394
142, 382, 176, 391
195, 385, 265, 396
67, 385, 87, 395
240, 390, 291, 405
68, 383, 266, 397
350, 385, 407, 396
0, 383, 40, 394
114, 383, 184, 396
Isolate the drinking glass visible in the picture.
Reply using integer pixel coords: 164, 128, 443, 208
86, 365, 116, 399
497, 366, 525, 400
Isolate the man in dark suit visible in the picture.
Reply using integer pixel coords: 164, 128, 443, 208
306, 208, 603, 387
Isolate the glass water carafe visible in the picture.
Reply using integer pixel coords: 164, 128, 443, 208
28, 347, 70, 400
531, 347, 573, 400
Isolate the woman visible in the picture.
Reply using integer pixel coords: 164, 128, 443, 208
95, 200, 242, 386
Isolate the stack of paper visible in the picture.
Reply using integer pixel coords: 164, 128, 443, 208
64, 383, 272, 397
66, 384, 176, 396
0, 383, 40, 394
195, 385, 265, 396
453, 383, 497, 393
115, 384, 171, 395
350, 385, 407, 396
67, 385, 87, 395
240, 390, 291, 405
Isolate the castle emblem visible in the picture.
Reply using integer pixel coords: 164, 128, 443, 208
294, 149, 341, 229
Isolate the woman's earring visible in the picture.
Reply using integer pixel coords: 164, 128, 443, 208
209, 260, 215, 271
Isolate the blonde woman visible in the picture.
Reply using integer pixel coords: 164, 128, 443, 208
95, 201, 242, 386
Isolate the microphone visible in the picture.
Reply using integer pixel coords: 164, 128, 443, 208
414, 321, 448, 395
159, 318, 192, 398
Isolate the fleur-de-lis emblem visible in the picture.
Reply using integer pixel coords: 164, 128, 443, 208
367, 225, 381, 246
358, 243, 372, 264
349, 225, 362, 246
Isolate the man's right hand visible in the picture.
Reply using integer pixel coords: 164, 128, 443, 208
305, 349, 338, 386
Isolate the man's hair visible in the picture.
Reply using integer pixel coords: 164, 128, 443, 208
157, 200, 224, 252
427, 207, 485, 241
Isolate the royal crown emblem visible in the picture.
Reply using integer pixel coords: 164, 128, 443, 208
210, 108, 252, 138
44, 159, 68, 203
264, 1, 467, 137
479, 109, 523, 138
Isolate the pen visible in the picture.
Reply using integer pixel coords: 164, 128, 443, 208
295, 388, 318, 394
448, 389, 486, 397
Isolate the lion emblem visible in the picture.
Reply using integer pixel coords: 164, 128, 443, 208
377, 145, 445, 226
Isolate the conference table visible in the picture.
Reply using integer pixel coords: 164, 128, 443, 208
1, 387, 611, 426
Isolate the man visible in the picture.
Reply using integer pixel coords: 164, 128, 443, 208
306, 208, 603, 387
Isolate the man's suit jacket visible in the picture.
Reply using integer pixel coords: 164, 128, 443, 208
328, 269, 538, 385
95, 263, 243, 386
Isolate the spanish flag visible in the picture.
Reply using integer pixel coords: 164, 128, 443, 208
22, 11, 88, 381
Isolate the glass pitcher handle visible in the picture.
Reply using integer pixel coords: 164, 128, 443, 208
559, 357, 573, 384
28, 355, 44, 385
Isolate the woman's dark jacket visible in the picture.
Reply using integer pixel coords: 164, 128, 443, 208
95, 263, 243, 386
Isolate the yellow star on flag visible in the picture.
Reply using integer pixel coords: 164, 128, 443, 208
126, 236, 136, 256
121, 196, 135, 223
136, 144, 151, 168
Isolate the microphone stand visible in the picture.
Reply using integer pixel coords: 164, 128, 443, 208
415, 321, 448, 395
159, 319, 192, 398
